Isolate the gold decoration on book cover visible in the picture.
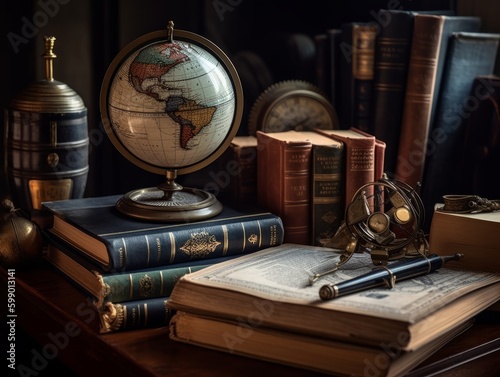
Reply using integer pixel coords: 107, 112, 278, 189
139, 274, 155, 298
248, 234, 258, 244
180, 231, 221, 258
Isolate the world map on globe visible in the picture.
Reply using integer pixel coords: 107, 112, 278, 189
106, 38, 237, 172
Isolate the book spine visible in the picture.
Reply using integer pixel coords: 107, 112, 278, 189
421, 33, 500, 232
372, 10, 414, 177
351, 127, 386, 182
327, 28, 342, 112
339, 23, 354, 129
231, 142, 258, 204
98, 297, 172, 333
343, 136, 375, 204
106, 214, 284, 271
311, 143, 344, 246
455, 75, 500, 198
396, 15, 481, 188
314, 33, 330, 98
352, 24, 377, 133
395, 15, 445, 188
281, 143, 312, 244
100, 264, 209, 307
257, 132, 312, 245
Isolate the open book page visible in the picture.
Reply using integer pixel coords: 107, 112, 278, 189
181, 244, 500, 323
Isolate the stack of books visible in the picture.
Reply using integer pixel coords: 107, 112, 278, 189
41, 194, 285, 333
167, 243, 500, 376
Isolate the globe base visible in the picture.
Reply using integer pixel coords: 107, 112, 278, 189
115, 186, 223, 222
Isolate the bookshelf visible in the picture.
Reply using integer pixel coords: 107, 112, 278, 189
2, 262, 499, 377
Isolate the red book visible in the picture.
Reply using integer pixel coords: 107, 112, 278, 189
256, 131, 312, 245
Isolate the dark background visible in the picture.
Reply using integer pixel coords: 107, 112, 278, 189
2, 2, 500, 375
1, 0, 498, 204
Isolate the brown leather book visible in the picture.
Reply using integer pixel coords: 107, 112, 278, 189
313, 128, 376, 209
218, 135, 258, 205
395, 14, 481, 189
256, 131, 312, 245
455, 75, 500, 199
352, 127, 386, 182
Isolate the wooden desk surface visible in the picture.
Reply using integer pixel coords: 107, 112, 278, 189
2, 262, 499, 377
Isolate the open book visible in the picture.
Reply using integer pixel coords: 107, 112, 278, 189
167, 244, 500, 351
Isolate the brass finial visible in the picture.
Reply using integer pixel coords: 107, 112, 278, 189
167, 21, 174, 43
43, 36, 57, 81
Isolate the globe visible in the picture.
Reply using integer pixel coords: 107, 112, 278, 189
100, 22, 243, 221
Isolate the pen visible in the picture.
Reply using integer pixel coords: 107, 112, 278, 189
319, 253, 463, 301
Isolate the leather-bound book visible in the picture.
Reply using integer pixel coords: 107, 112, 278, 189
99, 297, 172, 333
395, 14, 481, 189
339, 22, 377, 132
300, 131, 344, 246
421, 33, 500, 232
372, 10, 416, 177
352, 127, 386, 182
42, 195, 284, 272
327, 28, 342, 112
313, 128, 375, 209
218, 135, 258, 205
455, 75, 500, 199
256, 130, 313, 245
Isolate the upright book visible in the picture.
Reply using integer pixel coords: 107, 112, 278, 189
313, 128, 376, 208
326, 28, 342, 111
454, 75, 500, 199
352, 126, 386, 182
421, 32, 500, 231
395, 14, 481, 188
339, 22, 377, 132
219, 135, 258, 205
167, 244, 500, 350
42, 195, 284, 272
256, 130, 312, 244
302, 131, 344, 246
371, 9, 415, 176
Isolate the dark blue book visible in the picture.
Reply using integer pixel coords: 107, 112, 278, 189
98, 296, 172, 333
42, 195, 284, 272
339, 22, 377, 132
372, 10, 416, 177
44, 231, 240, 309
422, 32, 500, 231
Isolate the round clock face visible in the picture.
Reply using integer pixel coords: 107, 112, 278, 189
248, 80, 339, 135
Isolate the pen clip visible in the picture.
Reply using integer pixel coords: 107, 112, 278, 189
380, 266, 396, 289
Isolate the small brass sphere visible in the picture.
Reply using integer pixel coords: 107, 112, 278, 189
0, 199, 44, 268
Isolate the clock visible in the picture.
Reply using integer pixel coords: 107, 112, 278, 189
247, 80, 339, 135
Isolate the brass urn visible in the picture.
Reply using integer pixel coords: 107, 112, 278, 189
4, 36, 89, 216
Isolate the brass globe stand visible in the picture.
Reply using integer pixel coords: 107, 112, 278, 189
115, 170, 223, 222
